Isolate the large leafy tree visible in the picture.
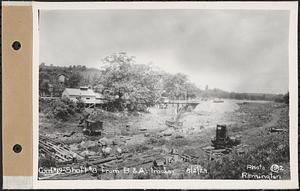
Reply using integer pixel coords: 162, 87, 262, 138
162, 73, 199, 100
98, 52, 160, 111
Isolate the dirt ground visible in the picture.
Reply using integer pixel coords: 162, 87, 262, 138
39, 99, 290, 180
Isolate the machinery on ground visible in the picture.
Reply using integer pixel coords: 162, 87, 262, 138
203, 124, 242, 159
211, 124, 241, 149
78, 113, 103, 136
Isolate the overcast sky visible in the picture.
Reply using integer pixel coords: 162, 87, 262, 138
40, 9, 289, 94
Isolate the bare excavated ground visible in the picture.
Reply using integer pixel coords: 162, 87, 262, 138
39, 100, 290, 180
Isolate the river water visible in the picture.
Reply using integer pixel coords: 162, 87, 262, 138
145, 99, 269, 131
109, 99, 271, 145
185, 99, 270, 129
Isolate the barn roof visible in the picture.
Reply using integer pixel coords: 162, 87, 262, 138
95, 92, 105, 99
57, 73, 66, 77
64, 88, 96, 97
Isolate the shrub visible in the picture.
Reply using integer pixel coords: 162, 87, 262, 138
76, 99, 85, 112
39, 97, 84, 121
39, 157, 56, 168
148, 136, 167, 146
274, 92, 289, 104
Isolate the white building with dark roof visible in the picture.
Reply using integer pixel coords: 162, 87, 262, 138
62, 86, 105, 104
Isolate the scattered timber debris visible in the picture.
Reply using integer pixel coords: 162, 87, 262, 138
165, 120, 183, 128
269, 127, 286, 133
63, 131, 76, 137
163, 130, 172, 136
139, 127, 147, 131
153, 158, 166, 169
175, 134, 183, 139
39, 135, 84, 163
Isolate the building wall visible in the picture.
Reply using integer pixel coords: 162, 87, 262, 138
62, 89, 104, 104
61, 90, 69, 99
58, 75, 66, 83
69, 96, 78, 102
80, 95, 97, 104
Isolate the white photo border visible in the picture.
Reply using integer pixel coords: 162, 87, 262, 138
31, 1, 298, 189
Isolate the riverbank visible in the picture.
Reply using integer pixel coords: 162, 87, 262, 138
205, 102, 290, 179
39, 100, 290, 180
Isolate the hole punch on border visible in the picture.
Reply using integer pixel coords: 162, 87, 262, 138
12, 41, 22, 51
13, 144, 22, 153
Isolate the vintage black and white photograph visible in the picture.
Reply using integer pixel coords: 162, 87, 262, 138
37, 4, 294, 182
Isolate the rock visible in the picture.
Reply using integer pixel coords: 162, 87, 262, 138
278, 144, 285, 150
81, 149, 96, 157
102, 147, 112, 155
116, 147, 122, 154
70, 144, 79, 151
80, 141, 86, 148
175, 134, 183, 139
112, 139, 118, 145
139, 128, 147, 131
80, 140, 97, 149
163, 130, 172, 136
98, 137, 112, 146
87, 142, 96, 148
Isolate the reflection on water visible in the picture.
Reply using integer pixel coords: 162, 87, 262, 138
181, 99, 270, 130
194, 99, 271, 114
143, 99, 271, 132
194, 100, 239, 114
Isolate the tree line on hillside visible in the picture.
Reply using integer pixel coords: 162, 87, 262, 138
39, 63, 92, 96
39, 52, 201, 112
39, 52, 288, 112
201, 88, 289, 104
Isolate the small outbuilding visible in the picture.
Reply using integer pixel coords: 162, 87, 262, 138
57, 74, 68, 84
